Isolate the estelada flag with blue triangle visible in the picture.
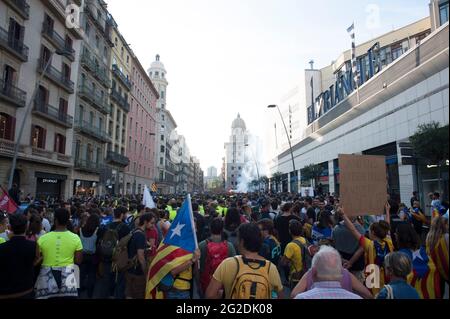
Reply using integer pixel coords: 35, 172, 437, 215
145, 194, 198, 299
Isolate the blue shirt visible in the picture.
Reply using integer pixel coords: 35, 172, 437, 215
377, 280, 420, 299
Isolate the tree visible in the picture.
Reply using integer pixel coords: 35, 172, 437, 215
259, 176, 269, 192
410, 122, 449, 194
248, 179, 259, 192
271, 172, 284, 193
301, 164, 324, 188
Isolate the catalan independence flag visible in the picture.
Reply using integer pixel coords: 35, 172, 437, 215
145, 194, 198, 299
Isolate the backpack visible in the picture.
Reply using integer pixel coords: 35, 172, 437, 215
290, 239, 312, 286
230, 256, 272, 299
112, 229, 141, 273
200, 240, 229, 293
99, 224, 122, 258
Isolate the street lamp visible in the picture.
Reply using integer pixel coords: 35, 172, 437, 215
8, 49, 73, 190
245, 143, 261, 192
267, 104, 297, 193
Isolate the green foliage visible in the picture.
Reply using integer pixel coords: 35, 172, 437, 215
301, 164, 324, 184
410, 122, 449, 165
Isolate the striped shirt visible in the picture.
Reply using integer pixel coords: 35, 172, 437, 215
294, 281, 362, 299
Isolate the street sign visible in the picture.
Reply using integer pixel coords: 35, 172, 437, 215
399, 142, 412, 148
402, 157, 417, 166
400, 148, 414, 157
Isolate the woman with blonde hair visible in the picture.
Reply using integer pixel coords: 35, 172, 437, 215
426, 216, 449, 292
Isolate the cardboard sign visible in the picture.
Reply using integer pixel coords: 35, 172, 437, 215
339, 154, 387, 216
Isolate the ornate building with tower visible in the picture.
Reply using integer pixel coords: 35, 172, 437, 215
224, 114, 249, 190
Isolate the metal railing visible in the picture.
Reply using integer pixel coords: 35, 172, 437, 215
38, 59, 74, 93
74, 159, 103, 173
42, 22, 75, 60
107, 151, 130, 167
0, 138, 25, 156
4, 0, 30, 19
0, 78, 26, 107
80, 52, 110, 88
0, 25, 29, 61
33, 100, 73, 127
74, 120, 111, 142
78, 84, 110, 114
110, 89, 130, 112
112, 64, 132, 89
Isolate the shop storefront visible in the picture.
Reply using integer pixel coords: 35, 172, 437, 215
35, 172, 67, 200
74, 180, 98, 196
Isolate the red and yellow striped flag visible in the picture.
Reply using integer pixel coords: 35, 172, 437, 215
145, 194, 198, 299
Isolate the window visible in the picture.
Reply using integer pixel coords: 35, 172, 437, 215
161, 135, 164, 141
161, 91, 165, 99
85, 22, 90, 37
89, 112, 94, 125
160, 157, 164, 165
96, 147, 102, 164
31, 125, 46, 149
8, 18, 24, 51
161, 145, 165, 153
95, 35, 100, 48
65, 36, 73, 50
391, 45, 403, 61
62, 63, 71, 81
0, 113, 15, 141
44, 14, 54, 32
440, 1, 449, 25
41, 46, 52, 67
37, 86, 48, 107
54, 134, 66, 154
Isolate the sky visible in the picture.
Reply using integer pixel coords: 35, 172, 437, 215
105, 0, 430, 172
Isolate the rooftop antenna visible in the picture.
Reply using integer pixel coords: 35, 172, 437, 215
309, 60, 314, 70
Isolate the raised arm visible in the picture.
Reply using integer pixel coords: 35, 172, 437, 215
338, 207, 363, 242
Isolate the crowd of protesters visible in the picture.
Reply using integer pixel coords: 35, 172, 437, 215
0, 188, 448, 300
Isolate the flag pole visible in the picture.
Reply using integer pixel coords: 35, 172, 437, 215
187, 194, 198, 250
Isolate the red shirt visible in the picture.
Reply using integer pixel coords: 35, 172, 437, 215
145, 226, 160, 257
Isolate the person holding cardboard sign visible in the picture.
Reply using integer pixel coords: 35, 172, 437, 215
337, 205, 394, 297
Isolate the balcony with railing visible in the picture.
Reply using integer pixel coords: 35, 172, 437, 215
106, 151, 130, 167
85, 4, 106, 33
110, 89, 130, 112
33, 100, 73, 128
78, 85, 111, 114
0, 138, 24, 158
80, 52, 111, 88
0, 25, 29, 62
4, 0, 30, 20
74, 120, 111, 143
42, 22, 75, 61
112, 65, 132, 90
0, 78, 26, 108
37, 59, 74, 94
74, 159, 103, 174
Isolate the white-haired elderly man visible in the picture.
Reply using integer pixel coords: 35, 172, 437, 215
294, 246, 362, 299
